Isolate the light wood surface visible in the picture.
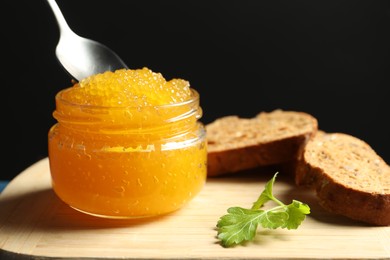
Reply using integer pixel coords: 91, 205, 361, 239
0, 158, 389, 259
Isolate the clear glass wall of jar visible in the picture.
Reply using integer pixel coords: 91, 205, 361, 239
48, 88, 206, 219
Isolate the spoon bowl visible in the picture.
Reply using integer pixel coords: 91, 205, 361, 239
46, 0, 128, 81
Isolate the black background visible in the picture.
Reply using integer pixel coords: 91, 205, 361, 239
2, 0, 390, 180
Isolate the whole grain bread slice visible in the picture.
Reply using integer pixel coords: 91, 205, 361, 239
295, 131, 390, 226
206, 109, 318, 177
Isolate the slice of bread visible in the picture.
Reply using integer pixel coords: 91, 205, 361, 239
206, 109, 318, 177
295, 131, 390, 226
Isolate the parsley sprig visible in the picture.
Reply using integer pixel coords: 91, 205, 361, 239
216, 172, 310, 247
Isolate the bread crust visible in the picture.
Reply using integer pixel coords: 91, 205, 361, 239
296, 132, 390, 226
206, 110, 318, 177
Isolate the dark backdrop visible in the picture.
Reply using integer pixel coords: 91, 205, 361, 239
2, 0, 390, 180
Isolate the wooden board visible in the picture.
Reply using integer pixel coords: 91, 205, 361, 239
0, 158, 389, 259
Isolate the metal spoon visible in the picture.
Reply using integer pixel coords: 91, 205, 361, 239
46, 0, 128, 81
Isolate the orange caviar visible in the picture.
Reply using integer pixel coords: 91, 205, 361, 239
48, 68, 207, 218
61, 68, 192, 107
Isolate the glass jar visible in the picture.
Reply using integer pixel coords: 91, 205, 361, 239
48, 88, 207, 219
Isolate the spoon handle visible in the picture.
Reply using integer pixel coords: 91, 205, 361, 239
46, 0, 73, 35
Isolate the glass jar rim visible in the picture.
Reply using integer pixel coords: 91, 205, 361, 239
55, 87, 200, 110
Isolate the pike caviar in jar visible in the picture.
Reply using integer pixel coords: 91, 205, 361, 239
48, 68, 207, 218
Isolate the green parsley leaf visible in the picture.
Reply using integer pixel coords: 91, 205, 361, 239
251, 171, 279, 210
216, 172, 310, 247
